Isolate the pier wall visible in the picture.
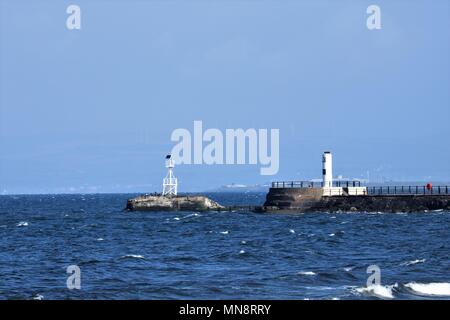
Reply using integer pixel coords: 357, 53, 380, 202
264, 187, 450, 212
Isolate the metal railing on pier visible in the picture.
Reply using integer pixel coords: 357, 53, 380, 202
367, 186, 450, 196
271, 181, 450, 196
271, 180, 362, 188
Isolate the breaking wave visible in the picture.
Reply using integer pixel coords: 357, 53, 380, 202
404, 282, 450, 296
355, 284, 397, 299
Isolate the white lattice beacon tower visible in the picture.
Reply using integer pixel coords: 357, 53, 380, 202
322, 151, 333, 188
162, 154, 177, 197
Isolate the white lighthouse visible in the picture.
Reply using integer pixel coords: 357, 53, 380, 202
322, 151, 343, 196
162, 154, 178, 197
321, 151, 367, 196
322, 151, 333, 188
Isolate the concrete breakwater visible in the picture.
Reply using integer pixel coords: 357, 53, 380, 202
263, 187, 450, 213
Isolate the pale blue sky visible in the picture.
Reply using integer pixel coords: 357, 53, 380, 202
0, 0, 449, 194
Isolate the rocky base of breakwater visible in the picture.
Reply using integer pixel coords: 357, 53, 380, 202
263, 187, 450, 213
126, 195, 225, 212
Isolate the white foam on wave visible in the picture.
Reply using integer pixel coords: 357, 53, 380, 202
329, 233, 335, 237
297, 271, 316, 276
239, 250, 246, 254
355, 284, 397, 299
121, 254, 145, 259
17, 221, 28, 227
96, 238, 104, 241
183, 213, 201, 219
173, 217, 180, 221
401, 259, 426, 266
289, 229, 295, 234
404, 282, 450, 296
33, 294, 44, 300
343, 266, 354, 272
220, 231, 229, 235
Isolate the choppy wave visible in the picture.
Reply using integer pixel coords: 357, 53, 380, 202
183, 213, 201, 218
343, 266, 355, 272
17, 221, 28, 227
404, 282, 450, 296
121, 254, 145, 260
401, 259, 426, 266
298, 271, 316, 276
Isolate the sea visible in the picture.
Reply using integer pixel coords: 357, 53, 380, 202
0, 192, 449, 300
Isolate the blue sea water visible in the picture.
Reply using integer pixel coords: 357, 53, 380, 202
0, 193, 449, 300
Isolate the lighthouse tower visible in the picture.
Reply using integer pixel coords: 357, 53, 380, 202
162, 154, 178, 197
322, 151, 333, 188
322, 151, 342, 196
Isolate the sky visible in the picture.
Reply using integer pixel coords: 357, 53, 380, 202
0, 0, 449, 194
